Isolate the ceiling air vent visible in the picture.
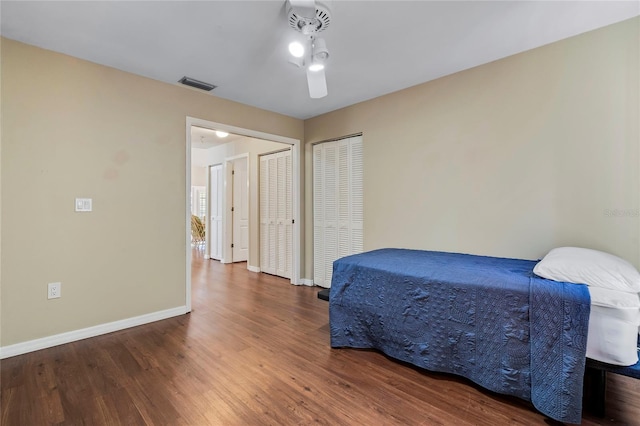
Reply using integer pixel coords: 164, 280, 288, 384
178, 76, 217, 92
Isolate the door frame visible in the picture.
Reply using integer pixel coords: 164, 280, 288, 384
185, 116, 302, 311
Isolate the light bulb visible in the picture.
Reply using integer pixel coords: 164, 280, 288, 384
313, 38, 329, 61
215, 131, 229, 138
288, 41, 304, 58
308, 63, 324, 72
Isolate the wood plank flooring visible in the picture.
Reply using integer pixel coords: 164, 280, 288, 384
2, 250, 639, 425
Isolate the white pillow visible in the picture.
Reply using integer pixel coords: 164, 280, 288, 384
533, 247, 640, 293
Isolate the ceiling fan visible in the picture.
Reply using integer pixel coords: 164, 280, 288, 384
286, 0, 331, 99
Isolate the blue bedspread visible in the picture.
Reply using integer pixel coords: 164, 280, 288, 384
329, 249, 591, 423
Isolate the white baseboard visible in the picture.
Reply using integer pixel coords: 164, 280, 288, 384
247, 265, 260, 273
0, 305, 189, 360
299, 278, 315, 286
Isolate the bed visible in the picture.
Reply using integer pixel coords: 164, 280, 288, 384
329, 248, 594, 423
585, 287, 640, 366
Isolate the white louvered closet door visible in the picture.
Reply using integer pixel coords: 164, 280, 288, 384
276, 150, 293, 279
313, 144, 325, 286
259, 156, 272, 274
313, 135, 363, 287
260, 150, 292, 279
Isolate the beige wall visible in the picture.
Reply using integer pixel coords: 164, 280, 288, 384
206, 137, 290, 270
191, 147, 209, 187
0, 39, 303, 346
2, 17, 639, 349
305, 17, 639, 274
191, 166, 207, 187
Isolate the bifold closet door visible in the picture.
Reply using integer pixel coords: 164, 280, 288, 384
313, 136, 363, 288
260, 150, 292, 279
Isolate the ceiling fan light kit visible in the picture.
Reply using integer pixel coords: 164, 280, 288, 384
287, 1, 331, 34
286, 0, 332, 98
288, 41, 305, 58
312, 37, 329, 61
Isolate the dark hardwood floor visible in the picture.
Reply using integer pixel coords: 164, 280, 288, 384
2, 250, 639, 425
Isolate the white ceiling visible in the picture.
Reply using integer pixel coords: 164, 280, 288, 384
191, 126, 245, 149
1, 1, 638, 120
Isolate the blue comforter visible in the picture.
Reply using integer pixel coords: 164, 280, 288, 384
329, 249, 590, 423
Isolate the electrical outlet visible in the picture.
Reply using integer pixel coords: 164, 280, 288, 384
75, 198, 92, 212
48, 282, 61, 299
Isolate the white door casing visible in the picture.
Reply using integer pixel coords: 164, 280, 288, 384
186, 117, 302, 314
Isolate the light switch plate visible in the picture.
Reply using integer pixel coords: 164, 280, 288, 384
75, 198, 92, 212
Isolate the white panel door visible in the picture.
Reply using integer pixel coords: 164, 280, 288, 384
313, 136, 363, 287
209, 164, 223, 260
260, 149, 292, 279
232, 158, 249, 262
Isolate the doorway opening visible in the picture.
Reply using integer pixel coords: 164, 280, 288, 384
185, 117, 302, 312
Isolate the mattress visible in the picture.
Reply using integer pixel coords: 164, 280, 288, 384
586, 287, 640, 366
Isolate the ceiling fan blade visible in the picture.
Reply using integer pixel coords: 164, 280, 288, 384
307, 67, 327, 98
289, 0, 316, 20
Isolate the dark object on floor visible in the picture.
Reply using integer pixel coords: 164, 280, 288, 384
584, 341, 640, 417
317, 288, 330, 301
